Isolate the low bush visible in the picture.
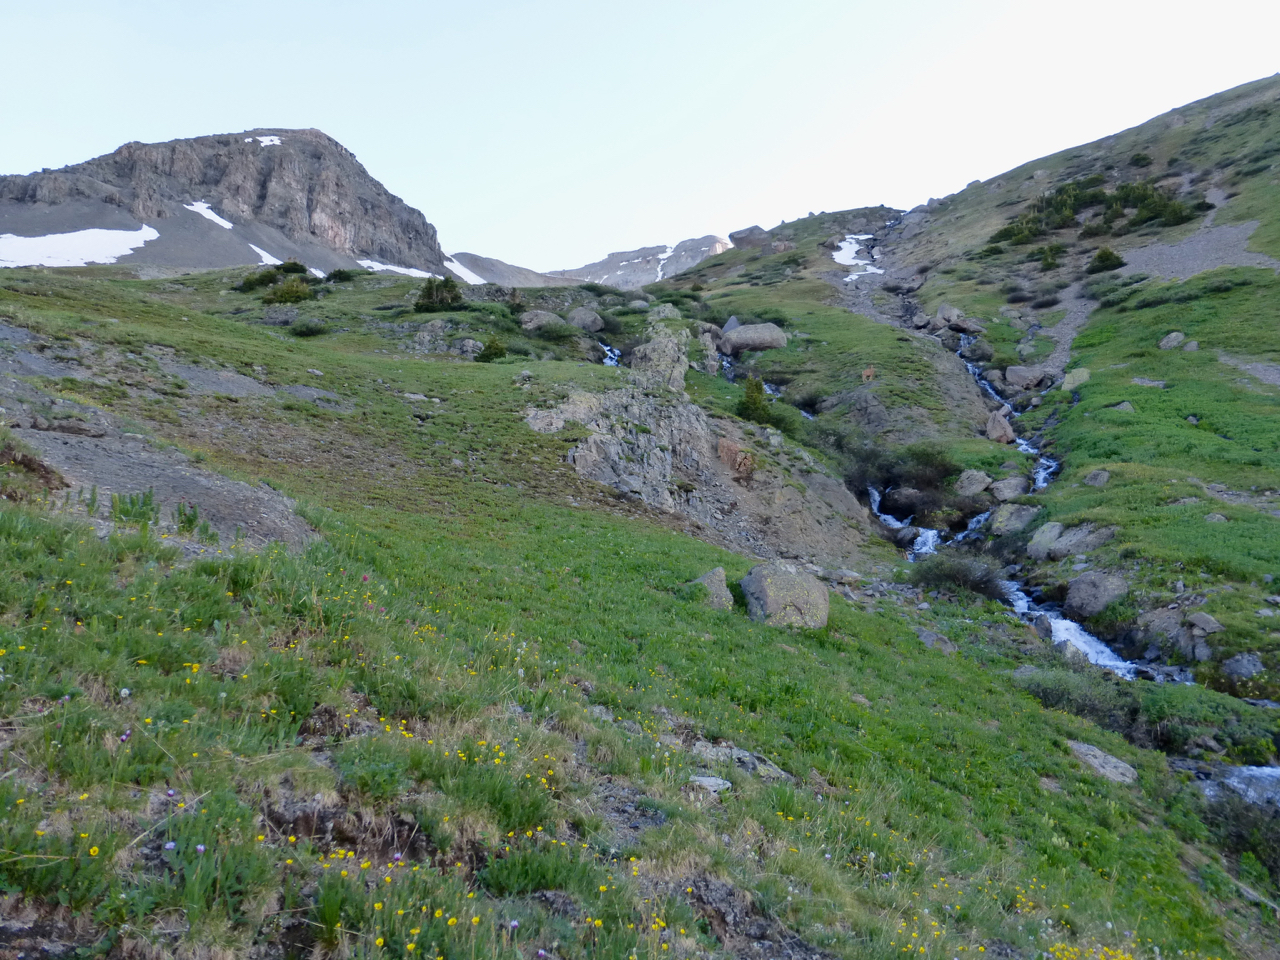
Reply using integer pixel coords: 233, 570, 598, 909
235, 268, 280, 292
1086, 247, 1126, 274
1130, 153, 1154, 167
278, 260, 308, 274
262, 278, 315, 304
1031, 295, 1061, 309
909, 553, 1003, 599
475, 338, 506, 363
325, 268, 362, 283
533, 322, 579, 344
289, 318, 328, 337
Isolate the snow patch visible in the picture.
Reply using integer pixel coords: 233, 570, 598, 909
834, 234, 885, 280
248, 244, 283, 266
309, 268, 326, 279
246, 136, 282, 146
443, 255, 486, 285
183, 201, 233, 230
357, 259, 437, 279
0, 225, 160, 268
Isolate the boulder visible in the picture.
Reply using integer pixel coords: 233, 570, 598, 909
1068, 741, 1137, 784
936, 303, 963, 323
915, 627, 958, 655
1187, 611, 1225, 634
960, 338, 994, 362
1061, 368, 1091, 392
1110, 401, 1135, 412
1046, 524, 1117, 561
689, 775, 732, 793
520, 309, 562, 331
1158, 331, 1186, 350
739, 561, 829, 629
1065, 571, 1128, 618
720, 322, 787, 355
1005, 365, 1046, 391
1084, 469, 1111, 487
769, 240, 796, 254
990, 503, 1041, 536
566, 307, 604, 333
627, 299, 650, 310
986, 410, 1016, 444
1222, 653, 1266, 681
1205, 513, 1228, 523
954, 469, 992, 497
697, 333, 719, 375
990, 476, 1029, 501
630, 328, 688, 393
949, 317, 987, 335
648, 302, 682, 321
722, 315, 741, 332
1026, 522, 1065, 560
1182, 340, 1199, 352
690, 567, 733, 610
822, 234, 845, 250
729, 225, 771, 249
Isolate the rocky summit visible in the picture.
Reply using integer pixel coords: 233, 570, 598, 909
3, 74, 1280, 960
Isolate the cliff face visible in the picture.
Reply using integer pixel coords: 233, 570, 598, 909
0, 129, 444, 274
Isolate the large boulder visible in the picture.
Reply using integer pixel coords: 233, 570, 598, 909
1005, 365, 1046, 391
1065, 572, 1128, 618
990, 476, 1029, 501
1068, 741, 1137, 784
690, 567, 733, 610
1061, 368, 1091, 392
1026, 522, 1065, 560
960, 338, 994, 362
986, 410, 1016, 444
729, 225, 772, 248
1083, 469, 1110, 487
720, 322, 787, 355
1046, 524, 1117, 561
1158, 331, 1186, 350
566, 307, 604, 333
520, 310, 562, 331
954, 469, 992, 497
990, 503, 1041, 536
648, 303, 682, 321
1187, 611, 1225, 634
740, 561, 829, 629
1222, 653, 1266, 681
630, 328, 688, 393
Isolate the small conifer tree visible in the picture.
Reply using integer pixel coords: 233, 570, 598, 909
737, 375, 773, 426
1086, 247, 1126, 274
475, 338, 506, 363
414, 275, 464, 312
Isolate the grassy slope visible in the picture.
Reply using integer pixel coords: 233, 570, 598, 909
0, 267, 1268, 958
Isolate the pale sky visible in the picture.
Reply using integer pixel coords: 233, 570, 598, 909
3, 0, 1278, 271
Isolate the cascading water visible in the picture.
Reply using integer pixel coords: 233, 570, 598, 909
599, 342, 621, 367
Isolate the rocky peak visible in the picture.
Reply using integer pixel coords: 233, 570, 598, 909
0, 128, 444, 275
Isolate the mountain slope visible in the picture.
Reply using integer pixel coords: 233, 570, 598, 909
552, 235, 731, 289
0, 128, 445, 276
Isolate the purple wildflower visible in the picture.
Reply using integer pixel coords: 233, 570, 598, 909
164, 841, 176, 850
195, 844, 206, 854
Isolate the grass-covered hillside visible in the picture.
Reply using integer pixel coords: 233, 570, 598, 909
1, 257, 1276, 960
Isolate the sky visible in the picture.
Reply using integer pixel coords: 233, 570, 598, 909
2, 0, 1279, 271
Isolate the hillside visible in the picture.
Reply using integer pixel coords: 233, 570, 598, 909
1, 77, 1279, 960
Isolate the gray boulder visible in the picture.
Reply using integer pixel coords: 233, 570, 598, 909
722, 315, 741, 332
1061, 368, 1091, 392
740, 561, 829, 629
627, 300, 650, 310
690, 567, 733, 610
1065, 571, 1128, 618
990, 476, 1029, 501
1026, 522, 1065, 560
1046, 524, 1117, 561
1182, 340, 1199, 352
1222, 653, 1266, 681
1158, 331, 1186, 350
960, 338, 994, 362
720, 322, 787, 355
1187, 611, 1225, 634
648, 303, 682, 321
986, 410, 1016, 444
1084, 469, 1110, 487
1110, 402, 1135, 413
1069, 741, 1137, 784
990, 503, 1040, 535
520, 309, 561, 331
729, 225, 771, 248
936, 303, 963, 323
566, 307, 604, 333
1005, 365, 1046, 391
954, 469, 992, 497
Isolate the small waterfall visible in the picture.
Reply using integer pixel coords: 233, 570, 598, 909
868, 487, 911, 529
908, 528, 941, 559
599, 342, 621, 367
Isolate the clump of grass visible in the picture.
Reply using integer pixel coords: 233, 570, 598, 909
908, 552, 1003, 598
288, 318, 328, 337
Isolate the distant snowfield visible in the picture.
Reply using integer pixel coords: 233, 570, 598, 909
184, 201, 234, 229
357, 259, 437, 279
249, 244, 283, 266
443, 255, 485, 285
246, 136, 282, 147
0, 225, 160, 268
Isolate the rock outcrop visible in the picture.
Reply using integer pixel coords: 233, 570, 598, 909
1065, 572, 1128, 618
720, 323, 787, 355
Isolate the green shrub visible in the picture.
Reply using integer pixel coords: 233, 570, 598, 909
278, 260, 308, 274
533, 322, 578, 344
1087, 247, 1126, 274
262, 278, 315, 304
737, 375, 773, 426
325, 268, 362, 283
908, 553, 1003, 599
475, 338, 506, 363
235, 268, 280, 292
288, 318, 328, 337
1130, 153, 1154, 167
414, 276, 463, 313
